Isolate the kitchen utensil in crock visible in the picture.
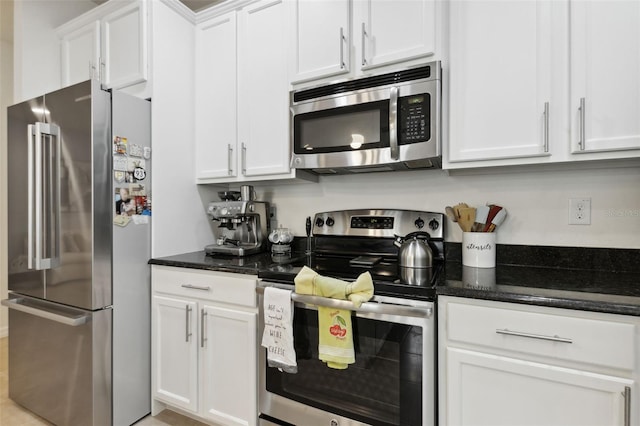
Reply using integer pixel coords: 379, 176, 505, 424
457, 207, 476, 232
483, 205, 503, 232
445, 206, 458, 223
486, 208, 507, 232
473, 205, 490, 232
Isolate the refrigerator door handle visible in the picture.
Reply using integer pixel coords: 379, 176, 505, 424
28, 122, 61, 271
1, 297, 90, 326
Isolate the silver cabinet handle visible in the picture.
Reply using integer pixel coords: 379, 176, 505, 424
256, 285, 432, 319
1, 297, 89, 327
578, 97, 586, 150
543, 101, 550, 153
624, 386, 631, 426
339, 27, 346, 69
227, 144, 234, 175
185, 305, 192, 342
241, 142, 247, 175
361, 22, 367, 66
181, 284, 211, 291
28, 122, 61, 271
201, 309, 207, 348
389, 86, 399, 160
496, 328, 573, 344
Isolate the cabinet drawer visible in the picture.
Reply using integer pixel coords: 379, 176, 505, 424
446, 300, 636, 371
152, 266, 257, 308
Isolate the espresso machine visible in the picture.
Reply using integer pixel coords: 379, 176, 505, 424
205, 185, 271, 257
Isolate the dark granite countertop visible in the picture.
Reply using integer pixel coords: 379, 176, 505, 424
150, 245, 640, 316
441, 262, 640, 316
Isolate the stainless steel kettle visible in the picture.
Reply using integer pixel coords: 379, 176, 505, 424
393, 231, 433, 269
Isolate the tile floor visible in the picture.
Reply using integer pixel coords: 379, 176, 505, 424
0, 337, 210, 426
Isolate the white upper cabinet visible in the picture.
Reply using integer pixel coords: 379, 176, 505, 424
100, 0, 148, 89
290, 0, 439, 85
59, 20, 101, 86
356, 0, 437, 72
447, 0, 555, 164
57, 0, 148, 90
238, 0, 291, 177
195, 0, 316, 184
446, 0, 640, 169
570, 0, 640, 154
195, 12, 238, 180
289, 0, 350, 83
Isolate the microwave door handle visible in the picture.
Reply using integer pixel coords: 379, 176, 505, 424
389, 86, 399, 160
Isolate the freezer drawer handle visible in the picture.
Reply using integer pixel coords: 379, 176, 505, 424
1, 298, 89, 327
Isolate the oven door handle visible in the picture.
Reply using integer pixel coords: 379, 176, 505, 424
256, 285, 432, 319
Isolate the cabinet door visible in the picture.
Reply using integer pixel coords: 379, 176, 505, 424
443, 348, 633, 426
59, 20, 100, 87
195, 12, 238, 180
570, 0, 640, 153
358, 0, 436, 71
289, 0, 350, 83
448, 0, 553, 163
152, 295, 199, 413
100, 0, 148, 89
201, 305, 257, 426
238, 0, 291, 177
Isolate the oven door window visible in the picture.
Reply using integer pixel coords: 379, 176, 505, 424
266, 306, 423, 426
293, 100, 390, 154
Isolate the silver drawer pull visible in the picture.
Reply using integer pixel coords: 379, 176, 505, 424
496, 328, 573, 344
181, 284, 211, 291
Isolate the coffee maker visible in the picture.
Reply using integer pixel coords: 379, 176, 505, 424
205, 185, 270, 257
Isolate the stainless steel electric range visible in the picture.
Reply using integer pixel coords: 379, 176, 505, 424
257, 209, 444, 426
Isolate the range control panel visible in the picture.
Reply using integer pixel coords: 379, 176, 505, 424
313, 209, 444, 240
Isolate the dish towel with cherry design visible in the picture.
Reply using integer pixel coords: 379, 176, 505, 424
294, 266, 374, 369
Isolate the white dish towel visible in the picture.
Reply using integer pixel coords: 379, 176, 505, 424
261, 286, 297, 373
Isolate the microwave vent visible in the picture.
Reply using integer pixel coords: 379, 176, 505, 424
294, 65, 432, 103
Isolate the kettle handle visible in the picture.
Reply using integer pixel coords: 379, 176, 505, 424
404, 231, 431, 240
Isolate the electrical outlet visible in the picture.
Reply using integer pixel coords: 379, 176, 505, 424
569, 198, 591, 225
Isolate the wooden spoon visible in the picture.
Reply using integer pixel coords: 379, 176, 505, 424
457, 207, 476, 233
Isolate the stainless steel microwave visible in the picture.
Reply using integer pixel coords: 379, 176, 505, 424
290, 61, 441, 174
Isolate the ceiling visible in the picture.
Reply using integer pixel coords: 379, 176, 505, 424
93, 0, 225, 13
179, 0, 226, 12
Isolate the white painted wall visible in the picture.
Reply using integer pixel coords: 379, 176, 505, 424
250, 163, 640, 250
13, 0, 94, 102
150, 1, 215, 257
0, 0, 13, 338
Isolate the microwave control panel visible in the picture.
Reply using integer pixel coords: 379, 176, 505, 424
399, 94, 430, 144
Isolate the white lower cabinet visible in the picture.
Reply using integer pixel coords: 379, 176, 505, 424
152, 266, 258, 426
439, 296, 638, 426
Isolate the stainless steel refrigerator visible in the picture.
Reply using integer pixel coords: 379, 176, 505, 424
2, 80, 151, 426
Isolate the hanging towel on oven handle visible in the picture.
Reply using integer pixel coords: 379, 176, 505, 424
294, 266, 374, 369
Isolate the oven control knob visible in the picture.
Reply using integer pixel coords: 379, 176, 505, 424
326, 217, 335, 227
428, 219, 440, 231
414, 217, 425, 229
330, 420, 339, 426
220, 207, 228, 216
315, 217, 325, 227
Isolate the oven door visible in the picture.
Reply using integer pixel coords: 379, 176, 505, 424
257, 283, 435, 426
290, 79, 440, 172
